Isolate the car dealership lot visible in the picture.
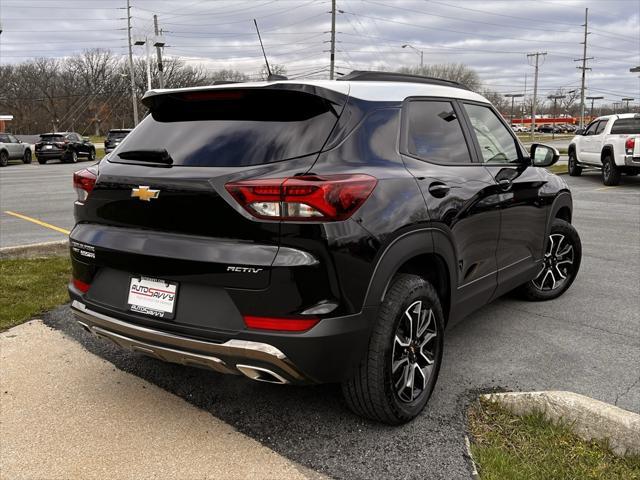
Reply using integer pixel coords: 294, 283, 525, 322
4, 165, 633, 478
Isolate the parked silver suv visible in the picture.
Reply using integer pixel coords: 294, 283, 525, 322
0, 133, 32, 166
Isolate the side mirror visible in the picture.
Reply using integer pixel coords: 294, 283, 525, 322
530, 143, 560, 167
575, 129, 585, 135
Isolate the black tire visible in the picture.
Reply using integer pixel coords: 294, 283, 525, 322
568, 151, 582, 176
602, 155, 620, 186
23, 149, 32, 164
65, 150, 78, 164
0, 150, 8, 167
519, 219, 581, 301
37, 157, 47, 165
88, 148, 96, 161
342, 274, 444, 424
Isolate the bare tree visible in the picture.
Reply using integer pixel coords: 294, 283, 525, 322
397, 63, 482, 91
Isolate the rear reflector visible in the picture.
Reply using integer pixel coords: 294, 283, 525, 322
73, 278, 91, 293
73, 168, 97, 202
243, 315, 319, 332
225, 174, 377, 221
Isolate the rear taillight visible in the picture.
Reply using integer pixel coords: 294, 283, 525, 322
72, 278, 90, 293
243, 315, 319, 332
625, 137, 635, 154
225, 174, 377, 221
73, 168, 97, 202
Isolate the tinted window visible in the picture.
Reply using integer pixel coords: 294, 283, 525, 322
611, 118, 640, 134
0, 134, 9, 143
584, 121, 600, 135
406, 100, 472, 164
40, 135, 65, 142
595, 120, 607, 135
113, 89, 342, 167
8, 135, 18, 143
108, 131, 129, 140
464, 103, 520, 163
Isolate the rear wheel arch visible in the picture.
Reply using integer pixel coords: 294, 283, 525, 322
601, 145, 615, 163
363, 228, 455, 324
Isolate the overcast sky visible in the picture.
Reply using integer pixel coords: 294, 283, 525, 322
1, 0, 638, 106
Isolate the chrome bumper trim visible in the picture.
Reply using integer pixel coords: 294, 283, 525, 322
71, 300, 302, 382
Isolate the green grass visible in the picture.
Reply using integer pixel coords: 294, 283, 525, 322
547, 163, 567, 175
468, 399, 640, 480
89, 135, 105, 144
0, 257, 71, 330
96, 147, 105, 159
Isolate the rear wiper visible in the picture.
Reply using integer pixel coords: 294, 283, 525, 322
117, 149, 173, 165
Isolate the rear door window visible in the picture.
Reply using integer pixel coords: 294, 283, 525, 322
405, 100, 473, 164
611, 118, 640, 134
113, 88, 344, 167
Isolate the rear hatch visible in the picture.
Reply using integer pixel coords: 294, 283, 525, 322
37, 134, 66, 153
73, 84, 348, 293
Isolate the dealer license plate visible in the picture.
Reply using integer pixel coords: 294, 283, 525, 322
127, 276, 178, 319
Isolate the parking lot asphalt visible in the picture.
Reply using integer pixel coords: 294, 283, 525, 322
36, 171, 639, 479
0, 161, 84, 247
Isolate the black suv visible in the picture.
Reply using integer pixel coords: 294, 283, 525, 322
69, 72, 581, 424
104, 129, 132, 154
35, 132, 96, 164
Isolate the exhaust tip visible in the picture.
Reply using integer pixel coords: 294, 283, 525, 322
236, 364, 288, 384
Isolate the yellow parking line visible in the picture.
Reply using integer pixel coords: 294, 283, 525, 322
4, 211, 70, 235
595, 186, 615, 191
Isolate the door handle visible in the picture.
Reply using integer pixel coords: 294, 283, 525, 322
498, 179, 512, 190
428, 182, 450, 198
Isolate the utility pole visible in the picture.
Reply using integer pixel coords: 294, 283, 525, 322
622, 97, 634, 111
575, 8, 592, 129
154, 15, 165, 88
329, 0, 336, 80
505, 93, 524, 127
586, 95, 604, 119
126, 0, 138, 126
527, 52, 547, 136
548, 94, 565, 139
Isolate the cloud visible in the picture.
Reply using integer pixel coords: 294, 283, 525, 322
1, 0, 638, 104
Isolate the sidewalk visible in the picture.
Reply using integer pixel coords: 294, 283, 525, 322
0, 321, 317, 480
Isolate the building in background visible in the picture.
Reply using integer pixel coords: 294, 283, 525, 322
0, 115, 14, 133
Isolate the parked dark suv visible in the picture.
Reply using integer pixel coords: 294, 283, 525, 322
69, 71, 581, 424
104, 129, 132, 154
35, 132, 95, 164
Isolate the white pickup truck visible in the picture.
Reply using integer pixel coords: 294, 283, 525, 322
0, 133, 32, 167
568, 113, 640, 185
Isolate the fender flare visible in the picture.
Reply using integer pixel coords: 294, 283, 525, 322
362, 227, 457, 308
601, 144, 615, 163
545, 191, 573, 237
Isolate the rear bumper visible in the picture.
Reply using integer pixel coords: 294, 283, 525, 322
36, 151, 65, 159
624, 155, 640, 167
70, 298, 376, 384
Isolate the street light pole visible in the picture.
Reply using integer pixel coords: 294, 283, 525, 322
505, 94, 524, 127
585, 95, 604, 120
134, 37, 152, 91
402, 44, 424, 68
548, 94, 565, 139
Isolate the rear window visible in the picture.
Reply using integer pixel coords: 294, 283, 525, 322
108, 131, 129, 139
40, 135, 65, 142
610, 118, 640, 135
113, 89, 343, 167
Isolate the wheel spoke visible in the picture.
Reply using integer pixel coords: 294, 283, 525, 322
557, 244, 573, 258
394, 334, 410, 349
392, 356, 409, 373
555, 264, 567, 280
416, 307, 433, 339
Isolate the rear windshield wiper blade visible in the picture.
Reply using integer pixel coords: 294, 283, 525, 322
117, 149, 173, 165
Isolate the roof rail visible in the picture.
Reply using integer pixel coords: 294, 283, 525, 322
337, 70, 470, 90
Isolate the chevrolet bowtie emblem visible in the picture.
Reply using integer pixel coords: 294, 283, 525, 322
131, 186, 160, 201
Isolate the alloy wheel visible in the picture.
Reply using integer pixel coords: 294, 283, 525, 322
532, 233, 574, 291
391, 300, 438, 403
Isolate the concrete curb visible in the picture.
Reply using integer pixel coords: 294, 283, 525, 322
0, 240, 68, 259
482, 391, 640, 457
